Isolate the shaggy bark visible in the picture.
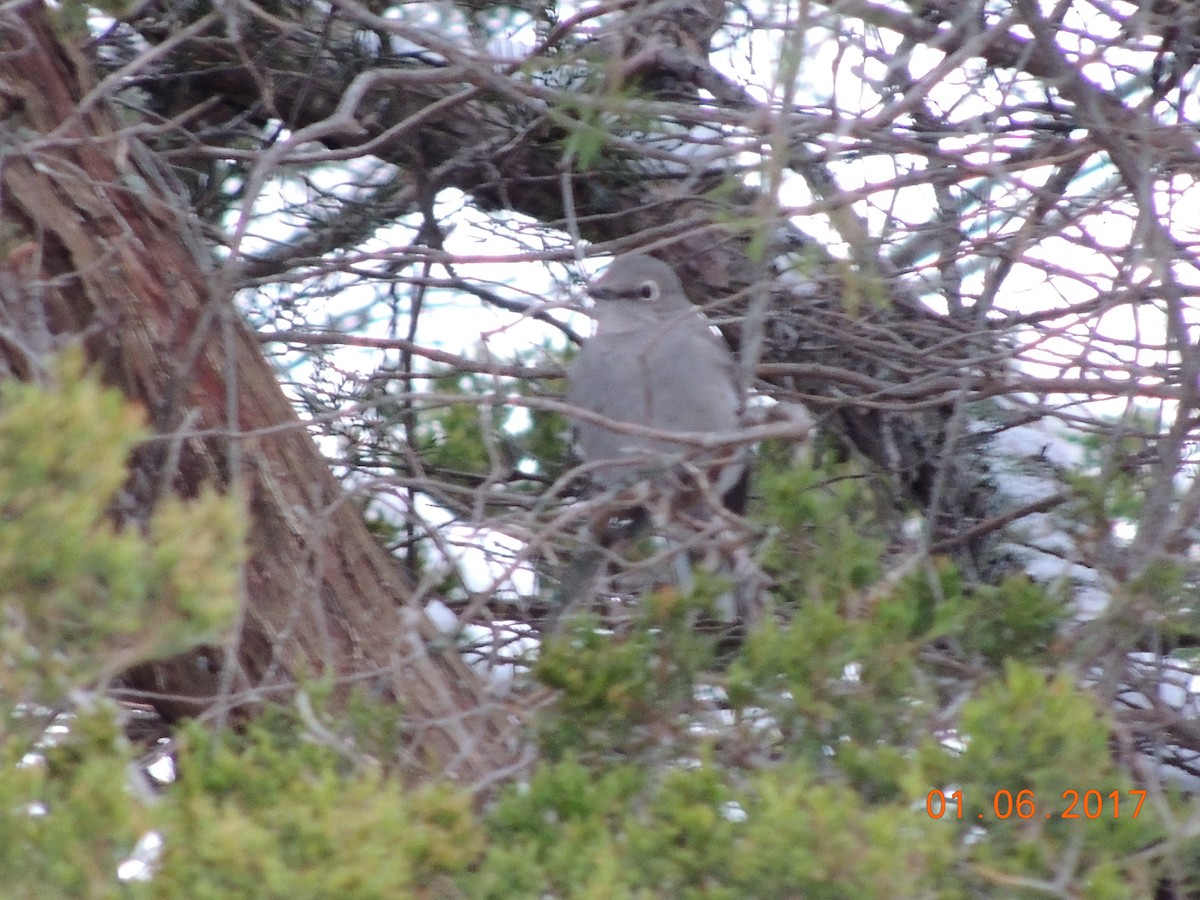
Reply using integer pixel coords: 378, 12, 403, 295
0, 1, 520, 784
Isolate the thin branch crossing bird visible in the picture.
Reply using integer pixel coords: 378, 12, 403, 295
562, 253, 761, 625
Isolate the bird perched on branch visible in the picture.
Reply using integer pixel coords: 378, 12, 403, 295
563, 253, 760, 626
566, 252, 746, 514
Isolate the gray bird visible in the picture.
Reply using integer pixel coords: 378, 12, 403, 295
566, 253, 745, 511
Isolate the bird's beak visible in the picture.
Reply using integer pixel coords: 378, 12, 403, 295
586, 285, 618, 301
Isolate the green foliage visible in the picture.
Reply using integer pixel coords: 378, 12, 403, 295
721, 461, 934, 767
948, 571, 1065, 667
0, 703, 152, 900
414, 352, 571, 486
152, 712, 483, 898
481, 754, 960, 898
415, 366, 498, 476
0, 355, 244, 896
4, 699, 484, 900
0, 353, 243, 702
562, 106, 615, 171
920, 662, 1166, 896
49, 2, 94, 39
521, 453, 1180, 896
754, 458, 885, 604
0, 366, 1182, 897
1070, 405, 1162, 524
536, 585, 724, 762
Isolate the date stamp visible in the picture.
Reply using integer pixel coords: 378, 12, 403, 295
927, 788, 1146, 820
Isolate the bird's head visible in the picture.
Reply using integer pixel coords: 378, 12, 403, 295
587, 254, 691, 311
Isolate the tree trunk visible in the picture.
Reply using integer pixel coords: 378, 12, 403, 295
0, 1, 520, 785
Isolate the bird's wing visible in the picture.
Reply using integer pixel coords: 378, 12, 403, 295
642, 319, 739, 434
566, 320, 739, 466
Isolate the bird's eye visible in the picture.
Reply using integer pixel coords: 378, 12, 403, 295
638, 280, 659, 301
